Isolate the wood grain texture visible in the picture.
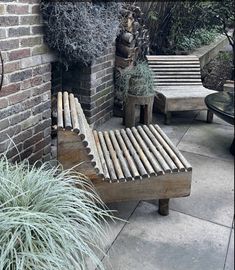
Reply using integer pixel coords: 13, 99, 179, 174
147, 55, 217, 117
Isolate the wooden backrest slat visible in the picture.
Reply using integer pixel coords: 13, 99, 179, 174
63, 92, 72, 129
57, 92, 63, 130
58, 92, 104, 178
147, 55, 202, 86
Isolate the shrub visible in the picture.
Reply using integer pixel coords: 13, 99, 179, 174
40, 1, 122, 66
0, 156, 112, 270
116, 62, 154, 99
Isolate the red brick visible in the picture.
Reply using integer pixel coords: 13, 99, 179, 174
23, 131, 44, 149
7, 4, 29, 14
8, 90, 31, 105
20, 15, 40, 25
0, 16, 18, 26
0, 98, 8, 109
0, 39, 19, 51
31, 76, 43, 87
31, 4, 39, 14
10, 69, 32, 83
8, 26, 30, 37
0, 83, 20, 97
4, 62, 20, 74
20, 36, 42, 47
9, 48, 30, 61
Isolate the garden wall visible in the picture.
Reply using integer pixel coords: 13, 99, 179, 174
0, 0, 54, 162
62, 45, 116, 127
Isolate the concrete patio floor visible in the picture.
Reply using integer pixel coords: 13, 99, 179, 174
89, 109, 234, 270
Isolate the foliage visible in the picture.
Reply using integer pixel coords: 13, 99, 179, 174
175, 28, 219, 52
40, 1, 122, 66
138, 1, 234, 54
0, 156, 113, 270
116, 62, 154, 99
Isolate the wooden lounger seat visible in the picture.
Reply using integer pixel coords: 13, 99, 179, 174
147, 55, 217, 124
57, 92, 192, 216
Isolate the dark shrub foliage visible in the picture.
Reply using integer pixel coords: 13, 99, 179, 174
139, 0, 234, 54
40, 1, 122, 66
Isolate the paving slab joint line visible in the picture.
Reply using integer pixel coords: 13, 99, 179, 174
180, 149, 234, 163
222, 226, 234, 270
96, 201, 141, 270
170, 208, 233, 229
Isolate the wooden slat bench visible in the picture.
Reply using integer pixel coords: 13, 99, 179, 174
147, 55, 217, 124
57, 92, 192, 216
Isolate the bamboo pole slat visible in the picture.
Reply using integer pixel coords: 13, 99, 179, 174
69, 93, 80, 133
120, 129, 148, 178
142, 125, 179, 172
74, 99, 87, 143
136, 126, 171, 173
153, 125, 192, 171
98, 131, 118, 181
63, 91, 72, 130
104, 131, 125, 181
109, 130, 133, 181
93, 130, 109, 180
126, 128, 155, 176
57, 92, 63, 129
115, 130, 140, 179
149, 125, 186, 172
131, 127, 163, 175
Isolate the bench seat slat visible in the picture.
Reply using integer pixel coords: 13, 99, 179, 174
153, 125, 192, 171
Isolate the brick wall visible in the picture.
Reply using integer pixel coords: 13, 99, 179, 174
0, 0, 55, 162
63, 45, 116, 127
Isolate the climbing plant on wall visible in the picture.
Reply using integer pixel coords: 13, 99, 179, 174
40, 1, 122, 66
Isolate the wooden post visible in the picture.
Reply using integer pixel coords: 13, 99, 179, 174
164, 112, 171, 125
158, 199, 170, 216
207, 110, 214, 123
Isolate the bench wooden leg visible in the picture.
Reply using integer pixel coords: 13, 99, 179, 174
158, 199, 170, 216
207, 110, 213, 123
164, 112, 171, 125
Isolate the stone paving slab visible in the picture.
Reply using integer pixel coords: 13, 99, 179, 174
87, 201, 138, 270
102, 201, 231, 270
171, 151, 234, 227
225, 229, 234, 270
195, 110, 232, 126
177, 122, 234, 160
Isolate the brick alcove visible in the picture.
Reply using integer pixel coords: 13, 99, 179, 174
0, 0, 116, 162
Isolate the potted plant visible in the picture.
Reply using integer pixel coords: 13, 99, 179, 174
116, 62, 155, 127
0, 155, 113, 270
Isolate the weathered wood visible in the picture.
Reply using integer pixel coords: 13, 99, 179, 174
57, 92, 192, 210
147, 55, 217, 121
120, 32, 134, 44
57, 92, 63, 130
158, 199, 170, 216
148, 125, 185, 172
103, 131, 125, 181
131, 127, 163, 175
136, 126, 171, 173
63, 91, 72, 130
69, 93, 80, 133
98, 131, 118, 181
109, 130, 133, 181
154, 124, 192, 171
142, 125, 179, 172
115, 130, 140, 179
93, 130, 110, 180
120, 129, 148, 178
126, 128, 156, 176
92, 171, 192, 203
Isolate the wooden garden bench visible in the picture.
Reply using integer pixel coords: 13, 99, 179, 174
57, 92, 192, 216
147, 55, 217, 124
